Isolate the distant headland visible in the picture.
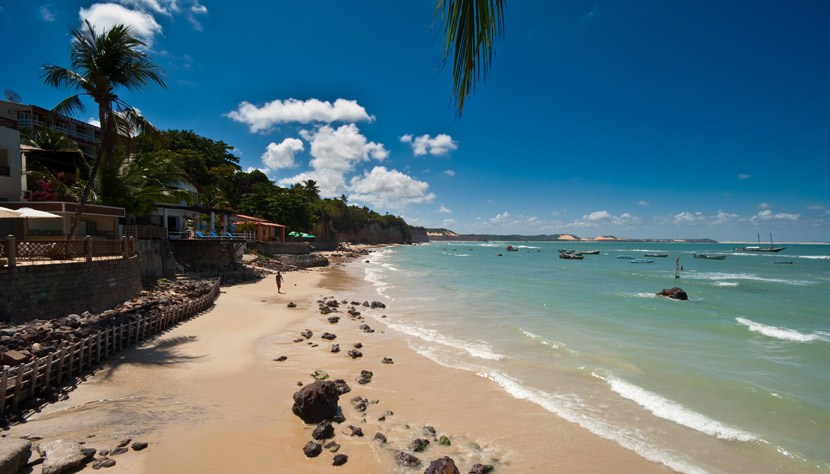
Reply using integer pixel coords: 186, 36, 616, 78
425, 228, 718, 243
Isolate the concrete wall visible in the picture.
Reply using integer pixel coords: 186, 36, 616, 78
137, 240, 179, 282
0, 127, 22, 201
249, 241, 310, 256
0, 257, 143, 323
168, 239, 245, 270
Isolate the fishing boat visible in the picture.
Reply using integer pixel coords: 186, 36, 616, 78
644, 253, 668, 257
580, 250, 600, 255
693, 253, 726, 260
630, 258, 654, 263
559, 250, 584, 260
506, 245, 519, 252
617, 255, 635, 259
734, 233, 786, 253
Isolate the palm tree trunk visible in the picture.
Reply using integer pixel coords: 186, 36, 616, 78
67, 104, 114, 239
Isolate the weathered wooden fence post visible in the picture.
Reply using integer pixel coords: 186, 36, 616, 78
6, 235, 16, 268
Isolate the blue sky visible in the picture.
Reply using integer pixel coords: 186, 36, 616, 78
2, 1, 829, 241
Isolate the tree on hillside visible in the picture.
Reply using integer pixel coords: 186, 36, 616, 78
42, 20, 166, 237
435, 0, 505, 116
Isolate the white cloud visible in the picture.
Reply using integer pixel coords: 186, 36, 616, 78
443, 169, 455, 177
437, 206, 452, 214
87, 117, 101, 127
758, 202, 770, 210
349, 167, 436, 210
752, 210, 799, 222
245, 166, 270, 175
278, 124, 387, 197
400, 133, 458, 156
261, 138, 304, 170
673, 211, 707, 225
566, 210, 641, 229
490, 211, 511, 224
227, 98, 374, 133
738, 173, 751, 180
80, 3, 163, 46
638, 200, 649, 206
586, 210, 611, 221
40, 4, 56, 22
442, 219, 457, 227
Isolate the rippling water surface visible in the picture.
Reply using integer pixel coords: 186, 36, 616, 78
347, 242, 830, 473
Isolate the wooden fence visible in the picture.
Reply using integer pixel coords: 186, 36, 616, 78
0, 279, 220, 416
2, 236, 135, 268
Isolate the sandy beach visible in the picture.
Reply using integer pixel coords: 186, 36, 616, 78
4, 258, 668, 473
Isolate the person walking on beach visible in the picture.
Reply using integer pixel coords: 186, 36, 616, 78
276, 271, 284, 293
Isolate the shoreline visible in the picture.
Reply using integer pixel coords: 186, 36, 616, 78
4, 255, 668, 473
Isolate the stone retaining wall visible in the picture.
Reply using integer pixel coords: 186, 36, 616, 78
169, 239, 246, 270
249, 241, 310, 256
0, 257, 143, 323
136, 240, 178, 282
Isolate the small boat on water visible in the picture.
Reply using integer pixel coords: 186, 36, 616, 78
630, 258, 654, 264
506, 245, 519, 252
693, 253, 726, 260
559, 250, 584, 260
774, 260, 793, 264
734, 233, 786, 253
644, 253, 668, 257
580, 250, 600, 255
617, 255, 635, 259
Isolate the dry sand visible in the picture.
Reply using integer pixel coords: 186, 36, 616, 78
4, 260, 668, 473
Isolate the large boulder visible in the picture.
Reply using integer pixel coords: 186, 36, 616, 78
292, 380, 340, 423
0, 438, 31, 474
39, 439, 87, 474
657, 287, 688, 301
425, 456, 461, 474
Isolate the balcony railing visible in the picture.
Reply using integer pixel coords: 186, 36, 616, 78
1, 236, 135, 268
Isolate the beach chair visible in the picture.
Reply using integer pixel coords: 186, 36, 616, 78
195, 231, 207, 238
226, 232, 234, 239
209, 231, 220, 238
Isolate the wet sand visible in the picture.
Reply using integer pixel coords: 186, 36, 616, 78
5, 261, 668, 473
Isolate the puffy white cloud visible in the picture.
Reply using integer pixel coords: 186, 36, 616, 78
638, 200, 649, 206
566, 210, 641, 228
80, 3, 163, 46
87, 117, 101, 127
489, 211, 511, 224
228, 98, 374, 133
261, 138, 304, 170
437, 206, 452, 214
41, 5, 56, 22
349, 167, 435, 210
278, 124, 387, 197
752, 210, 799, 221
443, 169, 455, 177
245, 166, 270, 175
758, 202, 770, 210
738, 173, 751, 180
673, 211, 707, 225
400, 133, 458, 156
586, 210, 611, 221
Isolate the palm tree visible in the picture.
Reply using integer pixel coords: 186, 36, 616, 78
41, 20, 166, 238
435, 0, 505, 116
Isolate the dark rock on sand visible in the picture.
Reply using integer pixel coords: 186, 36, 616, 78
358, 324, 374, 333
469, 463, 495, 474
326, 300, 340, 308
410, 438, 430, 452
110, 447, 128, 456
287, 302, 297, 308
80, 447, 97, 461
350, 396, 368, 412
332, 412, 346, 424
373, 432, 387, 443
274, 356, 287, 362
331, 344, 340, 353
381, 357, 394, 364
332, 453, 348, 466
131, 442, 148, 451
371, 301, 386, 309
92, 457, 116, 469
303, 441, 322, 458
424, 426, 437, 438
324, 441, 340, 452
301, 329, 313, 339
439, 435, 451, 446
312, 421, 335, 440
116, 439, 131, 448
320, 306, 332, 315
292, 380, 340, 423
321, 332, 337, 340
332, 379, 351, 395
657, 287, 688, 301
356, 370, 373, 385
396, 451, 422, 468
353, 342, 363, 349
347, 425, 364, 437
328, 316, 340, 324
347, 349, 362, 359
311, 369, 330, 380
425, 456, 460, 474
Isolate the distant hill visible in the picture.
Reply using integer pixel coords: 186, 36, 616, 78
423, 229, 717, 243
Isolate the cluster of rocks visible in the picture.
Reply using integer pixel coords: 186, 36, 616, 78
0, 278, 218, 368
254, 254, 330, 273
0, 436, 149, 474
656, 287, 688, 300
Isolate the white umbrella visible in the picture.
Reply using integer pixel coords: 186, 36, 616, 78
0, 206, 22, 218
14, 207, 61, 219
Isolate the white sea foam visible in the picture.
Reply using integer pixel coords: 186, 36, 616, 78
736, 317, 829, 343
521, 330, 579, 354
712, 281, 739, 287
797, 255, 830, 260
598, 373, 758, 442
385, 321, 506, 361
683, 272, 813, 286
480, 371, 706, 474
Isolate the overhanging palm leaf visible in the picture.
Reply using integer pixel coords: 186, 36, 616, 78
435, 0, 505, 116
41, 20, 166, 238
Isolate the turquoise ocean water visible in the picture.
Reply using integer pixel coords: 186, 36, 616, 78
345, 242, 830, 473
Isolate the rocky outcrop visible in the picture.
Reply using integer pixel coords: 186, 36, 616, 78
0, 438, 31, 474
657, 287, 688, 300
39, 439, 87, 474
425, 456, 461, 474
292, 381, 341, 424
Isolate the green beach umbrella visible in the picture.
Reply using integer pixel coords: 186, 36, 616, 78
301, 233, 315, 239
288, 231, 300, 237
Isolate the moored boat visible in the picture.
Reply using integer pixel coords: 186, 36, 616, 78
734, 233, 786, 253
644, 253, 668, 257
774, 260, 793, 264
630, 258, 654, 263
693, 253, 726, 260
559, 250, 584, 260
506, 245, 519, 252
617, 255, 635, 259
580, 250, 600, 255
